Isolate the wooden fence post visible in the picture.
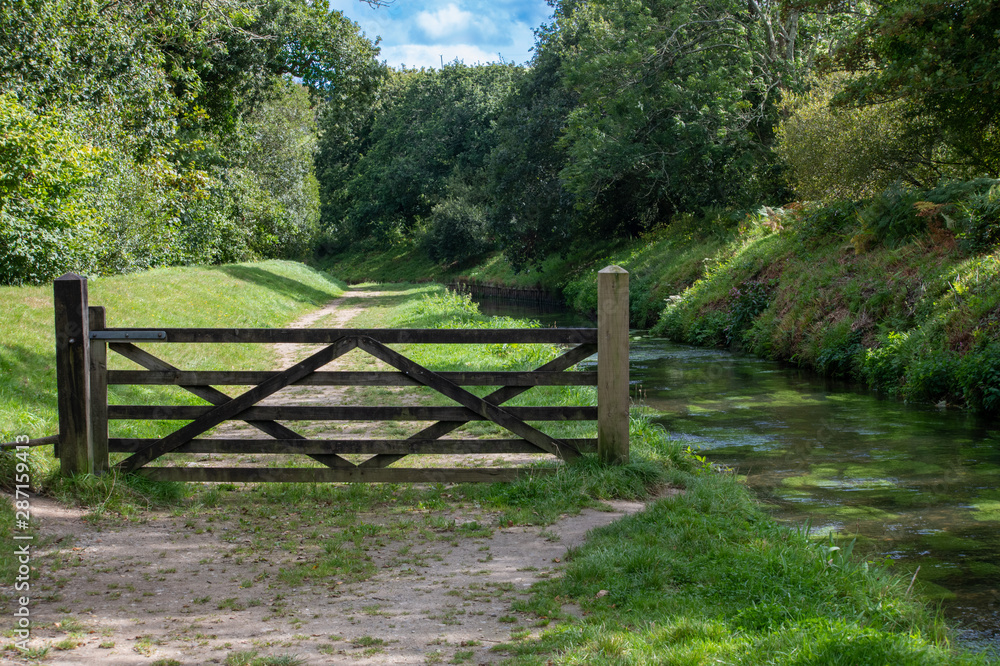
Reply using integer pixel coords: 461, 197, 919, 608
598, 265, 629, 464
54, 273, 93, 475
89, 306, 109, 473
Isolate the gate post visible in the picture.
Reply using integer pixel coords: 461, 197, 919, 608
597, 265, 629, 464
54, 273, 93, 475
89, 306, 109, 473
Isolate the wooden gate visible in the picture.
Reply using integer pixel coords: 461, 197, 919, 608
53, 267, 629, 483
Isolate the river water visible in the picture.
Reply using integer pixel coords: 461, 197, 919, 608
623, 336, 1000, 652
475, 297, 1000, 652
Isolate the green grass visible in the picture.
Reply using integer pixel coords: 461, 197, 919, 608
223, 650, 305, 666
499, 471, 988, 665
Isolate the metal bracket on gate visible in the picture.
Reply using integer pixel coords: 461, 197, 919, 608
90, 331, 167, 341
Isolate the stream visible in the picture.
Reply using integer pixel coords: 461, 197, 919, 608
475, 297, 1000, 653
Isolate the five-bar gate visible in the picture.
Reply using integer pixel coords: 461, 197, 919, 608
53, 267, 629, 483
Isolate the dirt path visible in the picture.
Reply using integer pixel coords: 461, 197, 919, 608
16, 495, 644, 665
8, 287, 652, 665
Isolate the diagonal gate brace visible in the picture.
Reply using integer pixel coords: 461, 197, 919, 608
109, 343, 355, 469
359, 342, 597, 468
116, 336, 359, 472
356, 337, 582, 462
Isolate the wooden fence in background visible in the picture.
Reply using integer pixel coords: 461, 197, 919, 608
52, 267, 629, 483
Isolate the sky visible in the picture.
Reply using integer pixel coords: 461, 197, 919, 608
328, 0, 554, 70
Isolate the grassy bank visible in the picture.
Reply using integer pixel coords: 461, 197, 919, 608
506, 472, 986, 665
324, 183, 1000, 416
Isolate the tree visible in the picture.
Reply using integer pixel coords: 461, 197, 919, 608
0, 0, 385, 282
224, 81, 322, 258
775, 73, 972, 199
0, 94, 100, 284
547, 0, 808, 242
481, 44, 579, 269
322, 63, 520, 248
830, 0, 1000, 175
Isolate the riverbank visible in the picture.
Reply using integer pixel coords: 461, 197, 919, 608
0, 263, 989, 663
322, 185, 1000, 416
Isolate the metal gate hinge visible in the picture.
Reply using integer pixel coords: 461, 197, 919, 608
90, 331, 168, 341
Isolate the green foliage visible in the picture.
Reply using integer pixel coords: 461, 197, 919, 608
553, 0, 795, 239
424, 187, 494, 265
0, 0, 383, 284
815, 328, 863, 378
857, 184, 924, 248
796, 200, 858, 241
323, 63, 519, 250
832, 0, 1000, 175
776, 74, 956, 200
955, 182, 1000, 253
724, 279, 775, 348
958, 343, 1000, 413
482, 47, 578, 269
224, 82, 322, 258
0, 94, 101, 284
904, 353, 961, 404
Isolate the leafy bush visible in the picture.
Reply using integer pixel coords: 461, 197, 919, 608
903, 353, 960, 404
955, 183, 1000, 253
796, 200, 859, 241
0, 95, 100, 284
958, 343, 1000, 414
723, 279, 776, 348
815, 329, 863, 378
630, 274, 663, 329
860, 332, 910, 394
777, 75, 924, 201
424, 192, 494, 265
857, 184, 924, 248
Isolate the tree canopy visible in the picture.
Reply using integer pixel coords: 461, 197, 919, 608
831, 0, 1000, 174
0, 0, 384, 283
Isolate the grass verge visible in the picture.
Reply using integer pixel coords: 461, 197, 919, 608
500, 468, 988, 665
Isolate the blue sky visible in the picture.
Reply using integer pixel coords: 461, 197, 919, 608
328, 0, 554, 70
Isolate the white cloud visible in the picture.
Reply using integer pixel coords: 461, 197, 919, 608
380, 43, 500, 70
414, 4, 478, 40
328, 0, 549, 70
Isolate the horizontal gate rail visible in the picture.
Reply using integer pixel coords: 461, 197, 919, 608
108, 438, 598, 454
53, 267, 630, 482
108, 370, 598, 387
93, 327, 597, 344
139, 467, 544, 483
107, 405, 598, 421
